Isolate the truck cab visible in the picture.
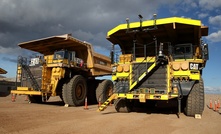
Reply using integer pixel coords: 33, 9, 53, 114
45, 50, 85, 68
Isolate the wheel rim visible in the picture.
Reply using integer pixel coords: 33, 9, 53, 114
75, 83, 84, 99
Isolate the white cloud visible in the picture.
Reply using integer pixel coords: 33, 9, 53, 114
181, 0, 198, 11
0, 46, 22, 55
0, 0, 184, 64
0, 0, 174, 49
199, 0, 221, 10
168, 0, 198, 14
73, 30, 111, 52
185, 0, 198, 8
206, 30, 221, 43
73, 30, 94, 42
209, 15, 221, 26
205, 86, 221, 94
198, 13, 208, 19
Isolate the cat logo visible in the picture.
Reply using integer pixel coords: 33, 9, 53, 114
189, 63, 199, 70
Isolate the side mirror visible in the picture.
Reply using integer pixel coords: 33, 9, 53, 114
110, 44, 115, 64
202, 44, 209, 60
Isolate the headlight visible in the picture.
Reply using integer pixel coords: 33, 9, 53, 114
123, 64, 130, 72
117, 66, 123, 72
181, 62, 188, 70
172, 63, 180, 71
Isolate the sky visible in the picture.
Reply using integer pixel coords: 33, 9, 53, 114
0, 0, 221, 93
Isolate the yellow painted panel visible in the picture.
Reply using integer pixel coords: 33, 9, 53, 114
149, 95, 154, 99
189, 74, 200, 80
126, 94, 134, 99
108, 17, 201, 36
11, 90, 42, 95
173, 71, 190, 76
116, 72, 129, 77
47, 63, 64, 67
135, 57, 156, 62
161, 95, 169, 100
139, 94, 146, 102
174, 59, 204, 63
112, 75, 117, 81
114, 93, 178, 101
173, 70, 200, 80
17, 87, 31, 91
44, 55, 53, 64
117, 94, 127, 98
171, 95, 179, 98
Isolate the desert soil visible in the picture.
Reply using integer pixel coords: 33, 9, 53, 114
0, 94, 221, 134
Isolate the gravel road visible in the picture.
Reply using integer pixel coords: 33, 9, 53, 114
0, 94, 221, 134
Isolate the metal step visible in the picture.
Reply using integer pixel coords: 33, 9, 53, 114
97, 94, 117, 112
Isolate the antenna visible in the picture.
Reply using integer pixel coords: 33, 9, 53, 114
153, 14, 157, 28
126, 14, 158, 33
126, 18, 130, 33
138, 14, 143, 31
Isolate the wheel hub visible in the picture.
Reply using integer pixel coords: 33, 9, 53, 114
76, 84, 83, 99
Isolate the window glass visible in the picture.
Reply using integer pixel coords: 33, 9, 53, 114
175, 47, 185, 54
54, 51, 64, 59
173, 44, 193, 59
64, 51, 68, 59
185, 46, 191, 53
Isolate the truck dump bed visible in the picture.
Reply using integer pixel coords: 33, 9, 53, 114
0, 68, 7, 74
19, 34, 112, 76
19, 34, 92, 55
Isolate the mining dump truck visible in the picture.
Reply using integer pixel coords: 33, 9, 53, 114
11, 34, 113, 106
98, 15, 209, 117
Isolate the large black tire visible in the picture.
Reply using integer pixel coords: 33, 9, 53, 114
96, 80, 113, 103
65, 75, 87, 106
62, 83, 68, 104
114, 98, 133, 113
61, 79, 71, 103
185, 78, 204, 116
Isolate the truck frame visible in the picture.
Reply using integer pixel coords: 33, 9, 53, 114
11, 34, 113, 106
98, 15, 209, 117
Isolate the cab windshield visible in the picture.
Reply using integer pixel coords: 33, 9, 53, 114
173, 44, 193, 59
54, 51, 67, 59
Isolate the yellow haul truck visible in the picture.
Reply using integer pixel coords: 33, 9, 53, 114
11, 34, 113, 106
98, 15, 209, 117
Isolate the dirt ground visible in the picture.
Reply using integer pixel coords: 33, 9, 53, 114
0, 94, 221, 134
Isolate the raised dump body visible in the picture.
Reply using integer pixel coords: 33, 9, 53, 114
0, 68, 7, 74
11, 34, 113, 106
98, 16, 209, 117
